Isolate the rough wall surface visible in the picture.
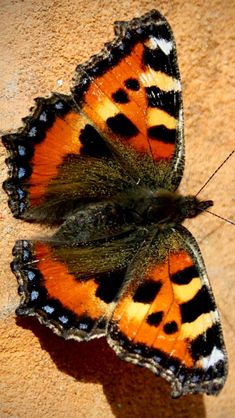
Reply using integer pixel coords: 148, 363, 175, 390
0, 1, 234, 417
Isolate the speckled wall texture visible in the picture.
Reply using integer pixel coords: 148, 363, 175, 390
0, 1, 234, 417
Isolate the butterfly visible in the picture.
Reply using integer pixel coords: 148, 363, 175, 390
2, 10, 228, 397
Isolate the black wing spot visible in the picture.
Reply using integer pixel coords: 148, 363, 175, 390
171, 265, 198, 285
124, 78, 140, 91
79, 124, 112, 157
180, 285, 216, 324
163, 321, 178, 334
112, 89, 130, 104
147, 311, 163, 327
95, 270, 125, 304
143, 46, 178, 78
106, 113, 139, 138
148, 125, 176, 144
190, 325, 222, 361
146, 86, 180, 118
133, 280, 162, 304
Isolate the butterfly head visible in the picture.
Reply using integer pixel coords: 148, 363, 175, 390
179, 196, 214, 220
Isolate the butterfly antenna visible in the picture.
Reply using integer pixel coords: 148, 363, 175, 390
195, 149, 235, 197
204, 209, 235, 226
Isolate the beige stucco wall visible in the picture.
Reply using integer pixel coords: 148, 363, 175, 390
0, 1, 234, 417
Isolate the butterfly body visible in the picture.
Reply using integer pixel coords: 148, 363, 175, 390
115, 188, 214, 226
48, 185, 213, 245
2, 10, 227, 397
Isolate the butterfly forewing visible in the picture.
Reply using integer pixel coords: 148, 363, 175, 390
72, 9, 184, 189
2, 94, 134, 223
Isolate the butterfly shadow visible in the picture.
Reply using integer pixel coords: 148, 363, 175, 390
17, 317, 206, 418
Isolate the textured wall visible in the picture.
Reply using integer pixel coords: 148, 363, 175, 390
0, 1, 234, 417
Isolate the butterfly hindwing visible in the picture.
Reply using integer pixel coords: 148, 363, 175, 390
13, 218, 147, 340
13, 239, 109, 339
108, 226, 227, 397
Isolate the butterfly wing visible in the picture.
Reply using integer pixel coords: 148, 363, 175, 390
3, 10, 183, 223
108, 225, 227, 397
12, 215, 147, 340
73, 9, 184, 189
2, 94, 133, 224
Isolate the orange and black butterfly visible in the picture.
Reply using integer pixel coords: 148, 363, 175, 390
2, 10, 227, 397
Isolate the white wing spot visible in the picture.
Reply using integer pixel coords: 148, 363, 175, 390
201, 346, 225, 369
146, 37, 173, 55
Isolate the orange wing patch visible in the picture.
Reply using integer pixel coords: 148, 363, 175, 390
29, 111, 85, 205
34, 243, 109, 321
